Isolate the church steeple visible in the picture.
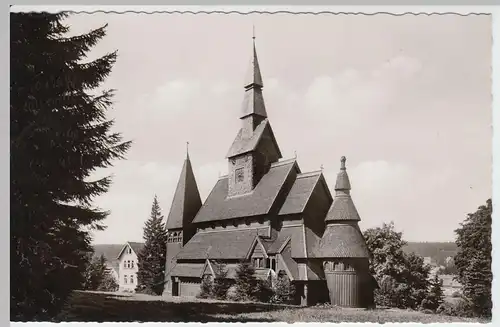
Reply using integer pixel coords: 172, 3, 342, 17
240, 35, 267, 123
226, 35, 282, 197
243, 36, 264, 92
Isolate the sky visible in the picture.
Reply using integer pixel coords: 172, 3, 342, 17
62, 13, 492, 244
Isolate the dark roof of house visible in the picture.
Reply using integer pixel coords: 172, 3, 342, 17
314, 223, 370, 258
278, 171, 323, 216
93, 244, 123, 262
116, 241, 145, 259
92, 244, 122, 272
176, 228, 268, 260
128, 242, 145, 255
226, 119, 281, 159
166, 155, 202, 229
192, 159, 297, 223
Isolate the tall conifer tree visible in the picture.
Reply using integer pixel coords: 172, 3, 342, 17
136, 196, 168, 295
10, 12, 130, 320
454, 199, 492, 318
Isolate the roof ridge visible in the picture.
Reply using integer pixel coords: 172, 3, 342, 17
297, 170, 322, 178
271, 157, 296, 168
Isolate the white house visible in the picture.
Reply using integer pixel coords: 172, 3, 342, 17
116, 241, 144, 292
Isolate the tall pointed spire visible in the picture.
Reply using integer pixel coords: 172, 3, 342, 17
244, 28, 264, 90
241, 31, 267, 119
166, 151, 202, 230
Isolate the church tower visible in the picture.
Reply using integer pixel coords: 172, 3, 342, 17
163, 147, 202, 295
226, 37, 282, 197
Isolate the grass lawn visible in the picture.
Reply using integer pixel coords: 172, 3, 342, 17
56, 291, 487, 323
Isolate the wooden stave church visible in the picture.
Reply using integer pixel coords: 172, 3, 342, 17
162, 39, 375, 307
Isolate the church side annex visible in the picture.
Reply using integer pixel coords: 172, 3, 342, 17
162, 38, 376, 307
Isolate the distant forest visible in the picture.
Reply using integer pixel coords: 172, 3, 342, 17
403, 242, 457, 266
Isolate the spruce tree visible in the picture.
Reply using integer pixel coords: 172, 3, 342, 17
423, 273, 444, 311
10, 12, 130, 320
454, 199, 492, 318
234, 261, 258, 301
136, 196, 168, 295
212, 261, 231, 300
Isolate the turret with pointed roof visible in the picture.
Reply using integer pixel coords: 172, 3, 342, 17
316, 156, 374, 308
317, 156, 368, 257
165, 145, 202, 242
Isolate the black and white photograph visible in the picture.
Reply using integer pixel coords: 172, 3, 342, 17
10, 6, 494, 324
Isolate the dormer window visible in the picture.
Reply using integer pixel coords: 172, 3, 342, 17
235, 168, 244, 183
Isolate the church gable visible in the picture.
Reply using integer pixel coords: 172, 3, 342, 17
202, 260, 215, 277
246, 237, 268, 260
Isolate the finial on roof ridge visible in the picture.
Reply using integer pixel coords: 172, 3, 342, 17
186, 141, 190, 160
340, 156, 346, 170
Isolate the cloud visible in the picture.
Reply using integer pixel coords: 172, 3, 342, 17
136, 79, 201, 116
303, 55, 423, 118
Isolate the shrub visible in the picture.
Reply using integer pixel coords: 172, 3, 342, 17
436, 298, 474, 317
271, 271, 295, 304
255, 279, 273, 303
451, 291, 461, 298
197, 275, 213, 299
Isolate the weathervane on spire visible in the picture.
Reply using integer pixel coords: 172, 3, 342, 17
320, 164, 324, 171
186, 141, 190, 159
252, 24, 256, 40
294, 150, 297, 159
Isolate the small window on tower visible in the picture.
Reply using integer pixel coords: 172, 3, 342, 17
235, 168, 244, 183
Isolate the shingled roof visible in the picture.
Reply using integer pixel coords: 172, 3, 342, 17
266, 225, 306, 258
279, 171, 325, 216
176, 228, 268, 260
325, 156, 360, 222
226, 119, 282, 159
192, 159, 298, 223
166, 153, 202, 229
315, 223, 370, 258
170, 263, 204, 278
